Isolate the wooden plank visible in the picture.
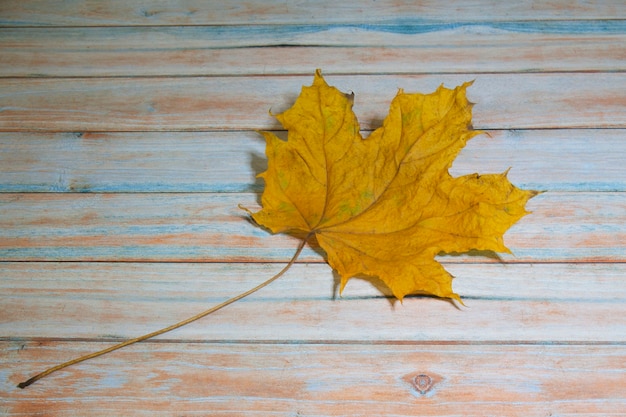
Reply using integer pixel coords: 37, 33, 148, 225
1, 74, 625, 131
2, 262, 625, 342
3, 341, 625, 416
0, 192, 624, 263
3, 24, 626, 50
3, 262, 623, 306
2, 27, 625, 76
1, 0, 625, 26
0, 129, 624, 193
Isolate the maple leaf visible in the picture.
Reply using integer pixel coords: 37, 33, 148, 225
16, 71, 539, 389
250, 70, 538, 302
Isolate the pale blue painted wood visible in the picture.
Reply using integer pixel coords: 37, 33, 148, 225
0, 192, 623, 262
3, 262, 626, 341
3, 20, 625, 43
1, 130, 623, 193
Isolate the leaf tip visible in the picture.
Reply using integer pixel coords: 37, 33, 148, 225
314, 68, 326, 85
338, 274, 349, 296
451, 295, 467, 309
531, 189, 546, 197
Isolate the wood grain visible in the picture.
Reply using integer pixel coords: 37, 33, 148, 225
2, 262, 625, 342
1, 130, 624, 193
0, 192, 624, 262
3, 342, 625, 416
1, 0, 624, 415
1, 74, 625, 132
2, 27, 625, 76
2, 0, 624, 26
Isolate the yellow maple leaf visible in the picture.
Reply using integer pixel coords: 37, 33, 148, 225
251, 70, 538, 302
17, 70, 539, 389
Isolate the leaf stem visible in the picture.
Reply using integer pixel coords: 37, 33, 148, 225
17, 236, 310, 389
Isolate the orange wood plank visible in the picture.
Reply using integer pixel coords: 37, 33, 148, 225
3, 342, 625, 416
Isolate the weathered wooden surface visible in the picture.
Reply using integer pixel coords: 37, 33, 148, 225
2, 262, 626, 342
1, 0, 624, 26
2, 130, 625, 193
0, 192, 625, 262
1, 1, 625, 416
3, 342, 625, 416
2, 74, 625, 131
3, 26, 626, 76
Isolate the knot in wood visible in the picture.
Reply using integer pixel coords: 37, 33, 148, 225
412, 374, 433, 395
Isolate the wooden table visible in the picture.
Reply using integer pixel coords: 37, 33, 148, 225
1, 1, 625, 415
